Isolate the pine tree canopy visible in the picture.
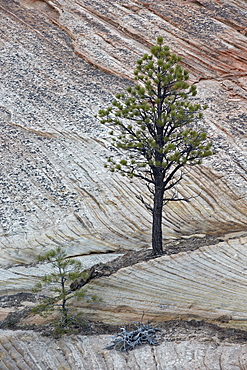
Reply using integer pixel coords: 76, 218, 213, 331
98, 37, 214, 191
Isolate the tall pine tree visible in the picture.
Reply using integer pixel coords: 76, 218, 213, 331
98, 37, 214, 255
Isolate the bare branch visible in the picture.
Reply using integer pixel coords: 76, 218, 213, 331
105, 323, 162, 352
136, 194, 153, 213
147, 182, 155, 195
163, 171, 183, 192
163, 190, 202, 205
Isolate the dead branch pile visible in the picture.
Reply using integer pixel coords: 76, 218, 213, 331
105, 323, 162, 352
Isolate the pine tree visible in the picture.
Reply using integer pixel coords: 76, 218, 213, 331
98, 37, 214, 255
32, 246, 86, 330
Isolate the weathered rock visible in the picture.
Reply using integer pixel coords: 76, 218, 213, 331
0, 0, 247, 361
0, 253, 123, 298
0, 0, 247, 366
0, 0, 246, 267
69, 235, 247, 330
0, 329, 247, 369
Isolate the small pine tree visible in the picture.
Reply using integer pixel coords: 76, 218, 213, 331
32, 246, 86, 330
98, 37, 215, 255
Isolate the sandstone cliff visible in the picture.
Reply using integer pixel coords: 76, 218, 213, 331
1, 329, 247, 369
0, 0, 247, 367
0, 0, 246, 265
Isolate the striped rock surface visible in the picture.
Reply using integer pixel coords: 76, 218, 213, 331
0, 330, 247, 370
70, 234, 247, 330
0, 0, 246, 264
0, 0, 247, 366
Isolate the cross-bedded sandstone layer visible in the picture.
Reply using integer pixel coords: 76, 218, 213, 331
1, 329, 247, 370
0, 0, 246, 265
0, 1, 247, 365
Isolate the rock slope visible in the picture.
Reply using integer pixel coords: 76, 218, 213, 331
1, 329, 247, 370
72, 234, 247, 330
0, 0, 247, 366
0, 0, 246, 265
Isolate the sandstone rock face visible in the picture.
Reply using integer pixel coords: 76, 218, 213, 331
0, 0, 247, 366
1, 330, 247, 370
0, 0, 246, 264
74, 235, 247, 329
0, 0, 149, 265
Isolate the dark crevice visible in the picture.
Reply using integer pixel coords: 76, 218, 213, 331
69, 234, 233, 291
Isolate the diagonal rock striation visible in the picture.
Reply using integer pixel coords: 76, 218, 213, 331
1, 329, 247, 369
0, 0, 247, 365
0, 0, 246, 263
0, 0, 247, 360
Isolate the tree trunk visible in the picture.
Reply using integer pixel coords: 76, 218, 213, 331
152, 181, 164, 255
61, 276, 68, 326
